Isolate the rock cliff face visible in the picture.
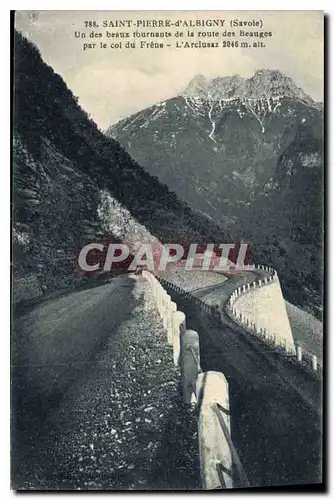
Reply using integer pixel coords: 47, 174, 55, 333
108, 72, 323, 316
13, 31, 228, 297
13, 133, 159, 293
183, 70, 314, 103
108, 71, 322, 224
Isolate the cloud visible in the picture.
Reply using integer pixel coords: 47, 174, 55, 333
15, 10, 323, 129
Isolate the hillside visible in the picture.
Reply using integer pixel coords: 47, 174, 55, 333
13, 31, 229, 295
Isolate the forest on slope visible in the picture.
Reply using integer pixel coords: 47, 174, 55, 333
13, 31, 229, 293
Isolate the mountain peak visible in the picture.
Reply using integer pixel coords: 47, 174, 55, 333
209, 75, 246, 99
246, 68, 311, 101
252, 68, 286, 79
183, 74, 208, 98
182, 69, 314, 104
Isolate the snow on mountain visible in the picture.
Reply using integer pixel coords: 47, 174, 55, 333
107, 69, 323, 315
182, 69, 316, 105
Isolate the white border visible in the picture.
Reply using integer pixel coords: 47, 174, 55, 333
4, 1, 334, 10
2, 1, 331, 497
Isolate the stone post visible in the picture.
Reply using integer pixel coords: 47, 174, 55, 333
157, 286, 163, 316
165, 294, 172, 332
312, 354, 318, 371
168, 302, 177, 345
181, 329, 201, 404
173, 311, 186, 367
196, 371, 233, 490
161, 291, 169, 328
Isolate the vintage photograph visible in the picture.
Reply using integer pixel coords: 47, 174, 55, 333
11, 10, 323, 490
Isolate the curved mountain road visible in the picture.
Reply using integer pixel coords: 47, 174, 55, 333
11, 269, 322, 489
166, 268, 322, 487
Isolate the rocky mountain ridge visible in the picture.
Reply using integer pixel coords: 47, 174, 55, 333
13, 31, 228, 297
108, 71, 323, 316
182, 70, 318, 106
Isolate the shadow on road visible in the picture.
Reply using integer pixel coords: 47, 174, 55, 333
168, 290, 322, 488
11, 276, 137, 487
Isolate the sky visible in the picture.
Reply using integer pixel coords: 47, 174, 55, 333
15, 10, 324, 129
